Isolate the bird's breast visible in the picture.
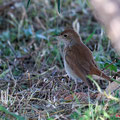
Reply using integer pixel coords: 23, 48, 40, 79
64, 58, 82, 82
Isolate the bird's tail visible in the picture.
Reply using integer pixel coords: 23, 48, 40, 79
89, 67, 112, 82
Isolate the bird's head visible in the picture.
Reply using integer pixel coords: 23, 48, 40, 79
56, 29, 81, 46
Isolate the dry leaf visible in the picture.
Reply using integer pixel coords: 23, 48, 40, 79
105, 78, 120, 94
97, 78, 120, 100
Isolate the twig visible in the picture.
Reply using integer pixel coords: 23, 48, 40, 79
102, 59, 116, 71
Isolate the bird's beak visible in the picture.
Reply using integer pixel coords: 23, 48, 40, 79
55, 35, 61, 40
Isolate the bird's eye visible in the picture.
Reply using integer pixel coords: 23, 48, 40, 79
64, 34, 67, 37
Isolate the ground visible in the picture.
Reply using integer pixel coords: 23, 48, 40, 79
0, 0, 120, 119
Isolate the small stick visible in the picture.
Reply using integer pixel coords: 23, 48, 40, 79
102, 59, 116, 71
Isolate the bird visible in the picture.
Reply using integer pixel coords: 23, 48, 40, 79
56, 28, 112, 88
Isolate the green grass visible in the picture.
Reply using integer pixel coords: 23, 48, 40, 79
0, 105, 25, 120
0, 0, 119, 119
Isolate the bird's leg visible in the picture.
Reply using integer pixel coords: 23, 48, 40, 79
74, 79, 78, 93
87, 86, 91, 103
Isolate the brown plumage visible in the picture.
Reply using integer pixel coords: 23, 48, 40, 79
57, 29, 112, 88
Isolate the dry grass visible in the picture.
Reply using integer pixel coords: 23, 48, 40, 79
0, 0, 119, 119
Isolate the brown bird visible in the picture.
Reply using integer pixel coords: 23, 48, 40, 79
57, 29, 112, 88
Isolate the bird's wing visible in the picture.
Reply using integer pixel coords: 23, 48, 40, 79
65, 43, 96, 78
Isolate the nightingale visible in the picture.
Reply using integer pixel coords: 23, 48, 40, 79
56, 29, 112, 88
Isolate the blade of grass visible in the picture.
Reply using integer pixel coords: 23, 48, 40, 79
0, 69, 10, 78
27, 0, 31, 8
84, 29, 96, 44
57, 0, 61, 13
0, 105, 25, 120
111, 78, 120, 84
87, 75, 102, 93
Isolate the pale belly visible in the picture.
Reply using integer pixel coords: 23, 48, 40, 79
64, 59, 82, 82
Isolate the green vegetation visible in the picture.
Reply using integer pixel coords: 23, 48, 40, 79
0, 0, 119, 119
